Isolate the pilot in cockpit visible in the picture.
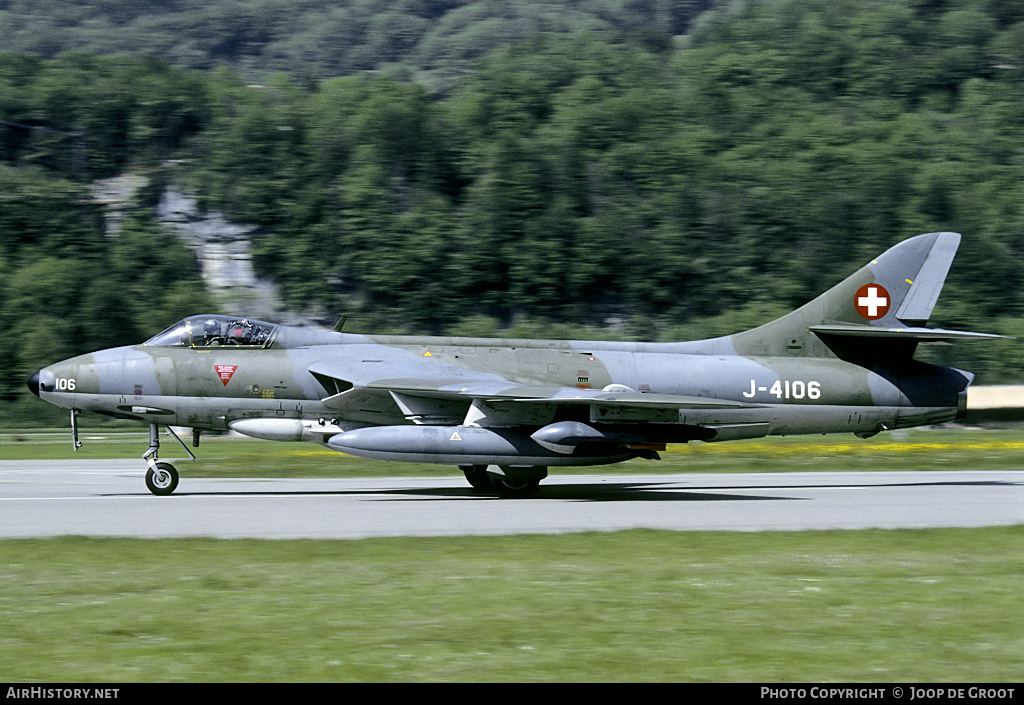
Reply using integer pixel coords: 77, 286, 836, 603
203, 318, 223, 346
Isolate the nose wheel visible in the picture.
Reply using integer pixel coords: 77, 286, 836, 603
146, 462, 179, 496
142, 423, 192, 495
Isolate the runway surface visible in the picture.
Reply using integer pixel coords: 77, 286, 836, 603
1, 459, 1022, 539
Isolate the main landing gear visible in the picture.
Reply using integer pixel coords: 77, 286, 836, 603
143, 423, 193, 496
460, 465, 547, 498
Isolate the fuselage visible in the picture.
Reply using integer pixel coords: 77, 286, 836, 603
30, 315, 971, 453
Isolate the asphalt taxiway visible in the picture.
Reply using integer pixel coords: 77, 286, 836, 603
1, 459, 1022, 539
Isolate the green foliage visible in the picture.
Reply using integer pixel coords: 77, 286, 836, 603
0, 53, 210, 178
0, 0, 712, 84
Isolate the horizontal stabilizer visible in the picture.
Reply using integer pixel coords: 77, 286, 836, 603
810, 324, 1007, 342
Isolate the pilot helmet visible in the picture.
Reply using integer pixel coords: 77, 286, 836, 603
204, 318, 222, 336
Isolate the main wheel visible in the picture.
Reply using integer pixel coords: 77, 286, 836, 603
146, 462, 179, 496
461, 464, 492, 491
489, 476, 541, 498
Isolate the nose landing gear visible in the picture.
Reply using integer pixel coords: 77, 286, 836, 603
145, 461, 179, 496
143, 423, 193, 496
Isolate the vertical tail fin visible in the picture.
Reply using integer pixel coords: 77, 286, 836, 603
728, 232, 1000, 361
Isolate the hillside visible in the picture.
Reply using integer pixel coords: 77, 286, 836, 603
0, 0, 711, 84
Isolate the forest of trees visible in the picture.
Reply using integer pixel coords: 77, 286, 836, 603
3, 0, 1024, 421
0, 0, 711, 84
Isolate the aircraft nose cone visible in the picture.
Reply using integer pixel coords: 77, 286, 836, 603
27, 369, 55, 396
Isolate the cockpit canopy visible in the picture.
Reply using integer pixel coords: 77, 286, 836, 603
145, 315, 278, 349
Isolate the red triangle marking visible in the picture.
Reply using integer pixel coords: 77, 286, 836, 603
215, 365, 238, 386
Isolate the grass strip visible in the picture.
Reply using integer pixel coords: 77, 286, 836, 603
2, 529, 1023, 682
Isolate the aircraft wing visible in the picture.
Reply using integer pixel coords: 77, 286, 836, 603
368, 379, 751, 407
319, 372, 761, 430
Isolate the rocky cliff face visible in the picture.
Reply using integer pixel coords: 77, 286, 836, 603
157, 189, 325, 325
92, 174, 320, 326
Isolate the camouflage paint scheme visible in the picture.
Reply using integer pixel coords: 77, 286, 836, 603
29, 232, 1001, 496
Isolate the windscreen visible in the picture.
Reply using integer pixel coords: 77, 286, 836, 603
145, 316, 278, 348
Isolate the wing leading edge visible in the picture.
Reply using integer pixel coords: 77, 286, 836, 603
321, 377, 761, 422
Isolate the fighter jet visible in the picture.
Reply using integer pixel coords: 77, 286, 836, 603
28, 232, 1001, 496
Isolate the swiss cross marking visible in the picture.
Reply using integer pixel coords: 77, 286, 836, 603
215, 365, 238, 386
855, 284, 890, 320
